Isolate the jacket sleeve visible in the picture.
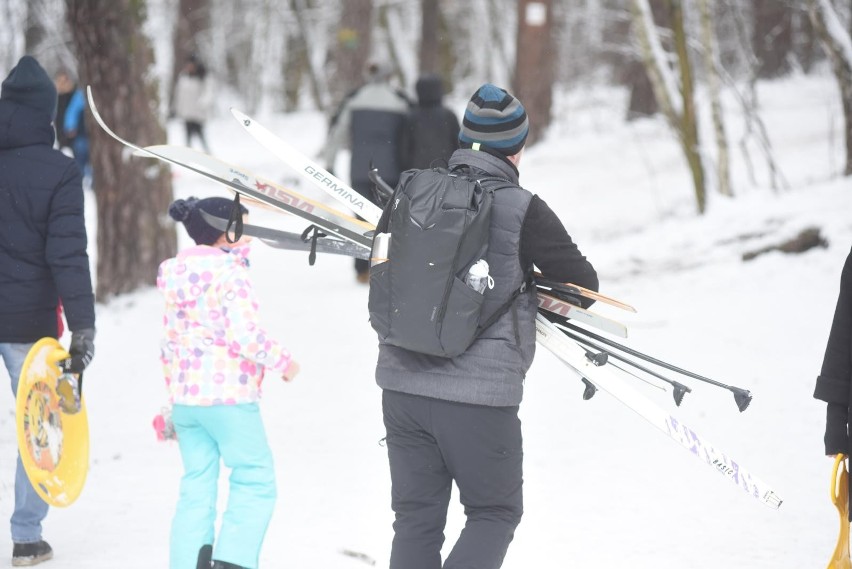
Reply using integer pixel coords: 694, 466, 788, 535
63, 90, 85, 134
220, 267, 292, 375
45, 161, 95, 332
814, 246, 852, 405
520, 195, 598, 307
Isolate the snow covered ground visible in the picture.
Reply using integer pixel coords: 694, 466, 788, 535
1, 72, 851, 568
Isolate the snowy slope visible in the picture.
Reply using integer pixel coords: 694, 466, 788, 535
0, 73, 850, 568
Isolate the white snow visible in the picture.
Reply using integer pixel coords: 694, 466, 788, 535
1, 72, 851, 568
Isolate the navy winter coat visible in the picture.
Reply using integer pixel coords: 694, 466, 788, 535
401, 75, 460, 170
0, 99, 95, 342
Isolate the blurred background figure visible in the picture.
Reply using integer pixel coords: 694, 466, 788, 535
323, 60, 410, 283
401, 74, 459, 170
53, 70, 75, 153
173, 54, 211, 153
53, 70, 91, 186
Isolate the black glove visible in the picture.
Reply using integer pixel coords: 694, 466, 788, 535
67, 328, 96, 374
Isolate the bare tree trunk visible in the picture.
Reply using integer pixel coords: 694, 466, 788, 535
753, 0, 793, 78
670, 0, 705, 212
66, 0, 176, 301
699, 0, 732, 197
514, 0, 554, 146
631, 0, 707, 213
809, 0, 852, 175
436, 3, 456, 92
724, 0, 787, 191
377, 3, 406, 88
291, 0, 327, 110
418, 0, 440, 75
169, 0, 210, 112
329, 0, 373, 106
623, 0, 667, 120
25, 0, 47, 55
794, 6, 820, 73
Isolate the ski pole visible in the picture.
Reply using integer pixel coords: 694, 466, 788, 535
553, 317, 753, 412
552, 316, 691, 407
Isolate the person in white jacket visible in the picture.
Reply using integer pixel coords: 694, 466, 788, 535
173, 56, 211, 152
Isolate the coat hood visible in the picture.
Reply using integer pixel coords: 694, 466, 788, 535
415, 74, 444, 107
0, 100, 56, 150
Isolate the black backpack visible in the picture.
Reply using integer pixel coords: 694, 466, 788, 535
368, 167, 516, 358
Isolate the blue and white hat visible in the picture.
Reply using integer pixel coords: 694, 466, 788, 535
459, 83, 529, 156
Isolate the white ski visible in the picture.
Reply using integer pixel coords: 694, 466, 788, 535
535, 313, 783, 510
230, 108, 383, 225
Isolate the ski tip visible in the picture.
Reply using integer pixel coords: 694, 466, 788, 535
229, 108, 252, 127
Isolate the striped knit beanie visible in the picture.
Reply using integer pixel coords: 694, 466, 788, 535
459, 83, 529, 156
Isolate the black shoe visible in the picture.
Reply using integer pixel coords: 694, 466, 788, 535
197, 544, 213, 569
12, 540, 53, 567
211, 561, 247, 569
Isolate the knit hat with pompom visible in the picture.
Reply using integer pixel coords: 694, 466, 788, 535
168, 196, 248, 246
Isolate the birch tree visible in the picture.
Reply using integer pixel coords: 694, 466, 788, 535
631, 0, 707, 213
809, 0, 852, 175
699, 0, 732, 196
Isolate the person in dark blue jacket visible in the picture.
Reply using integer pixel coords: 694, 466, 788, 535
324, 61, 410, 283
401, 74, 460, 170
0, 55, 96, 567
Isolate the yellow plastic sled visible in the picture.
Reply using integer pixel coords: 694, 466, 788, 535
829, 454, 852, 569
15, 338, 89, 507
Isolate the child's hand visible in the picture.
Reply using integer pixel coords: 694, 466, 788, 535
283, 360, 300, 382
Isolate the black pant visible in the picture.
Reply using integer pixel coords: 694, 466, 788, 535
185, 120, 209, 152
382, 390, 523, 569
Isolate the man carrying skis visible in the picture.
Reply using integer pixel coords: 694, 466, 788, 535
376, 83, 598, 569
0, 55, 96, 566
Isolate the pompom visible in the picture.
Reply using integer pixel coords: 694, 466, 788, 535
168, 197, 199, 222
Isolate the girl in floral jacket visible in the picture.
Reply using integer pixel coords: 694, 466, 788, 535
158, 196, 299, 569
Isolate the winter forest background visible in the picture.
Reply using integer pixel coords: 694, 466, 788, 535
1, 0, 851, 300
2, 1, 852, 567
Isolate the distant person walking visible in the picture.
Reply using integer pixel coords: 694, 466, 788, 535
324, 61, 409, 283
61, 84, 91, 185
53, 69, 91, 184
159, 197, 300, 569
53, 70, 76, 152
0, 55, 96, 567
173, 55, 211, 152
401, 73, 460, 169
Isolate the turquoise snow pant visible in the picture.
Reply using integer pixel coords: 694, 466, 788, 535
170, 403, 276, 569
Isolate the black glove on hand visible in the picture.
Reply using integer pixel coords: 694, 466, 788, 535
67, 328, 96, 374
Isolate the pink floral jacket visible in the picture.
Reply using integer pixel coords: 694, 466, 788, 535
157, 245, 292, 405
